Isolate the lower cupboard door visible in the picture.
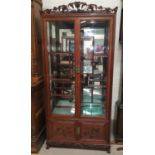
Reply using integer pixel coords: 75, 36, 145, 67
49, 120, 76, 141
48, 120, 109, 144
79, 122, 108, 143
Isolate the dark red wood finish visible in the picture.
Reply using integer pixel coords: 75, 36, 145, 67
41, 2, 117, 153
31, 0, 46, 153
31, 78, 46, 153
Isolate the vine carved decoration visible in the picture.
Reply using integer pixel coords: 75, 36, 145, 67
42, 1, 118, 14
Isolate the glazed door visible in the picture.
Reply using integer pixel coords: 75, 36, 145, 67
44, 19, 111, 119
79, 20, 110, 117
46, 20, 77, 116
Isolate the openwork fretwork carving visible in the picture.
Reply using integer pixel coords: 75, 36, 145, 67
42, 1, 118, 14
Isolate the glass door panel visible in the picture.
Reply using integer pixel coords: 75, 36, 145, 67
47, 21, 75, 115
80, 20, 109, 116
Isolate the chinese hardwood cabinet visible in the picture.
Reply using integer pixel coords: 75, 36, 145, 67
31, 0, 46, 152
41, 1, 117, 153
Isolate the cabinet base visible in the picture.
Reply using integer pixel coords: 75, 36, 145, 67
46, 141, 110, 153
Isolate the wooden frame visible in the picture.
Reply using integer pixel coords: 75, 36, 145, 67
41, 1, 117, 153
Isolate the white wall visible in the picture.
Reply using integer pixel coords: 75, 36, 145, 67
42, 0, 122, 141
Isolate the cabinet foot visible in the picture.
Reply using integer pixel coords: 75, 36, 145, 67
107, 147, 111, 154
46, 144, 50, 149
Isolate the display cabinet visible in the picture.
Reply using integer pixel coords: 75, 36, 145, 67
41, 2, 117, 153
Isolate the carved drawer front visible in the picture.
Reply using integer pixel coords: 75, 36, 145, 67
50, 121, 75, 141
80, 122, 107, 142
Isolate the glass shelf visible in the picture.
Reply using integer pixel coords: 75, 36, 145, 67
53, 107, 75, 115
81, 103, 105, 116
49, 51, 74, 55
52, 99, 75, 115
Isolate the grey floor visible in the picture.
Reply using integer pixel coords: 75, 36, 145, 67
39, 142, 123, 155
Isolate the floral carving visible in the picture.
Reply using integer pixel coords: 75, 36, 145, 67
82, 127, 103, 139
42, 1, 118, 14
52, 125, 74, 139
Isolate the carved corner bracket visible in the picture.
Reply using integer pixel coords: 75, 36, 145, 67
41, 1, 118, 14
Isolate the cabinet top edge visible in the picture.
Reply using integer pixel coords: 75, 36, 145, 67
41, 13, 116, 18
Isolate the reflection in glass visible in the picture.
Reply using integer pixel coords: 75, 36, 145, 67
47, 21, 75, 115
80, 20, 109, 116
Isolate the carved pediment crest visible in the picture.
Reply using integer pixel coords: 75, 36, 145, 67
42, 1, 118, 14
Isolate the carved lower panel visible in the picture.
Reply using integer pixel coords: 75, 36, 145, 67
81, 123, 106, 141
47, 119, 109, 152
50, 121, 75, 140
82, 126, 103, 139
